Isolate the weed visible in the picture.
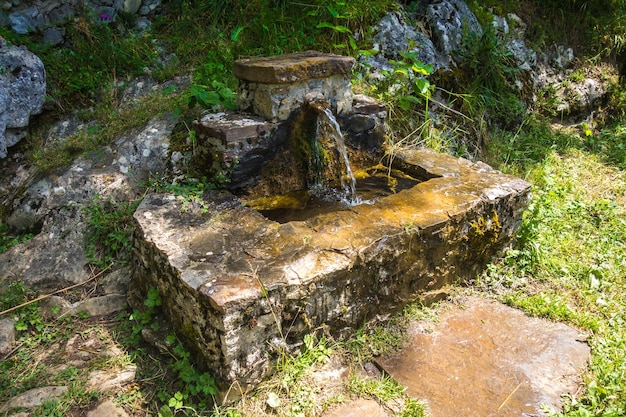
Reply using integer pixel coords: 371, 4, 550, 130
186, 80, 237, 111
454, 22, 524, 129
121, 286, 218, 415
347, 375, 426, 416
0, 223, 34, 254
84, 196, 141, 269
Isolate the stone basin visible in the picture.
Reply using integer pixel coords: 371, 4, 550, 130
131, 148, 531, 394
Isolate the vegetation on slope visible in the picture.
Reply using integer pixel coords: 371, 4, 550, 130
1, 0, 626, 416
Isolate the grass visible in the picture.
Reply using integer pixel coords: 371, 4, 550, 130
477, 123, 626, 415
2, 0, 626, 416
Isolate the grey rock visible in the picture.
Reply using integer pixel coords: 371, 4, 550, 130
44, 112, 90, 147
46, 4, 74, 25
87, 366, 136, 392
100, 266, 131, 294
139, 0, 161, 15
556, 77, 607, 116
40, 295, 73, 319
0, 204, 92, 286
43, 27, 65, 46
113, 115, 176, 184
68, 294, 128, 317
123, 0, 141, 14
0, 317, 16, 355
423, 0, 482, 67
135, 16, 151, 31
371, 12, 416, 59
0, 386, 67, 413
87, 399, 130, 417
7, 7, 43, 34
0, 38, 46, 158
365, 11, 439, 71
41, 294, 128, 319
0, 113, 178, 288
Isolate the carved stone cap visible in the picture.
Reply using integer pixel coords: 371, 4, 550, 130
234, 51, 356, 84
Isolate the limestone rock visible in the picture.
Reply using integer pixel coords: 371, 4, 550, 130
0, 115, 178, 287
366, 12, 439, 71
87, 399, 130, 417
87, 366, 137, 392
123, 0, 142, 14
0, 37, 46, 158
0, 317, 16, 355
423, 0, 482, 67
100, 266, 131, 294
0, 386, 67, 413
40, 295, 72, 319
67, 294, 128, 317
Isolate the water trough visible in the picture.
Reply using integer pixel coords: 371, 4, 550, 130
130, 52, 531, 395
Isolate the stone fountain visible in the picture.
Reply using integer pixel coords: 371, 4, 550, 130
130, 51, 531, 396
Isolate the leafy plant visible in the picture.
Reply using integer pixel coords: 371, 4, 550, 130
186, 80, 237, 111
389, 51, 435, 114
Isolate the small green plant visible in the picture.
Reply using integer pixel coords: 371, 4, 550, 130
84, 196, 141, 269
123, 286, 218, 415
157, 337, 217, 415
252, 334, 333, 417
186, 80, 237, 111
0, 281, 44, 335
389, 51, 435, 114
347, 375, 426, 416
0, 223, 34, 254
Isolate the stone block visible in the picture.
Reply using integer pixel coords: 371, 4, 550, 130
235, 52, 355, 121
234, 51, 355, 84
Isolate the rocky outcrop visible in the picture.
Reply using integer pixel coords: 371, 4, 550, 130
0, 114, 178, 287
0, 0, 162, 37
365, 0, 482, 72
0, 38, 46, 158
422, 0, 481, 67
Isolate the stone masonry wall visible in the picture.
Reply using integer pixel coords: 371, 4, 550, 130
131, 149, 531, 394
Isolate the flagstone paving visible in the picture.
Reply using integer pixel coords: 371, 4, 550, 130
375, 296, 590, 417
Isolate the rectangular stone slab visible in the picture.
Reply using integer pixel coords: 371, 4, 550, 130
130, 149, 531, 396
234, 51, 355, 84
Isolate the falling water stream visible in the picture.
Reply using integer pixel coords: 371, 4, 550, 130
315, 106, 359, 205
248, 100, 421, 223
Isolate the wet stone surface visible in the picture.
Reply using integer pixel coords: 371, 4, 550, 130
376, 296, 590, 417
131, 149, 531, 394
